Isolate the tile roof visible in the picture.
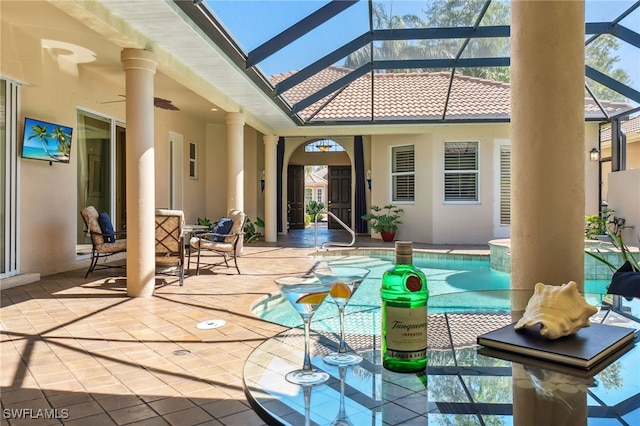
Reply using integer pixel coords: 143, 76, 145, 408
600, 115, 640, 142
305, 169, 327, 184
271, 67, 632, 122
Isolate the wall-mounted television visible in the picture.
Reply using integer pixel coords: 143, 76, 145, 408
21, 117, 73, 164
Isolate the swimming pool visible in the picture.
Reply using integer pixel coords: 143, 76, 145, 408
252, 253, 611, 332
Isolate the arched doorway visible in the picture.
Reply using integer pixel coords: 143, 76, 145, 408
286, 138, 351, 230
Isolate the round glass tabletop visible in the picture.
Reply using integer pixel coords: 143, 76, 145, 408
243, 290, 640, 425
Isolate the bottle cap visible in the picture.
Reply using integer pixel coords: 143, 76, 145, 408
395, 241, 413, 264
395, 241, 413, 255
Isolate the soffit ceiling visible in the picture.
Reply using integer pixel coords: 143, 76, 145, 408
1, 0, 226, 124
87, 0, 297, 134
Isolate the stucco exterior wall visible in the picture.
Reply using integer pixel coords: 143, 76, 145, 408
204, 123, 227, 223
433, 125, 509, 244
608, 169, 640, 247
366, 122, 604, 244
8, 31, 125, 276
368, 125, 511, 244
3, 25, 213, 276
599, 123, 639, 207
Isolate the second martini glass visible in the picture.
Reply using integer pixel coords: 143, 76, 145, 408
314, 266, 370, 366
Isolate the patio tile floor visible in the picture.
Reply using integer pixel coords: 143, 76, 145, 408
1, 226, 488, 425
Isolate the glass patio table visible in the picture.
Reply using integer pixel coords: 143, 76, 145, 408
183, 224, 209, 272
243, 290, 640, 425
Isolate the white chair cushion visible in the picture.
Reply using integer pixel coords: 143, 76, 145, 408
190, 236, 233, 252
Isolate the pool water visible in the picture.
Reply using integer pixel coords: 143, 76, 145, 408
254, 254, 611, 332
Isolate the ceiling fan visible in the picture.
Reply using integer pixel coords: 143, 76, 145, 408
99, 94, 179, 111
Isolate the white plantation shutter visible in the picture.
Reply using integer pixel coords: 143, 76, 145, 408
392, 145, 415, 202
189, 142, 197, 179
500, 146, 511, 225
444, 141, 479, 202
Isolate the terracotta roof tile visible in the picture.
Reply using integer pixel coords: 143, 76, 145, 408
600, 115, 640, 142
270, 67, 632, 122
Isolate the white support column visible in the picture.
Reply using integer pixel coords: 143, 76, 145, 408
226, 112, 245, 253
121, 48, 157, 297
510, 1, 585, 293
225, 112, 245, 212
263, 134, 278, 242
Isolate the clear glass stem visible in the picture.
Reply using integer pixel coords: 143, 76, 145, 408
304, 385, 312, 426
337, 306, 347, 354
302, 317, 314, 374
337, 366, 347, 414
330, 366, 351, 425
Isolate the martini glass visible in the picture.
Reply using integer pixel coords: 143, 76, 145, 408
314, 266, 370, 366
275, 275, 332, 385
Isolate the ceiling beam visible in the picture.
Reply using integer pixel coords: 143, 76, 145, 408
586, 22, 640, 47
292, 64, 372, 114
374, 58, 510, 70
247, 0, 358, 68
276, 25, 511, 96
276, 32, 372, 95
373, 25, 510, 41
586, 66, 640, 103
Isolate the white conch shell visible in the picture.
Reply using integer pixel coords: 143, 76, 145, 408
514, 281, 598, 339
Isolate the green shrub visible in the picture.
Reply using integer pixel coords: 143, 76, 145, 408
585, 208, 613, 239
306, 200, 326, 220
244, 216, 264, 243
197, 217, 212, 228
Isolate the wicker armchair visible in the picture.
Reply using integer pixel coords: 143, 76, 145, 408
155, 209, 185, 286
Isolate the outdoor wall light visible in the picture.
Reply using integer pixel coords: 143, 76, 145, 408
590, 148, 600, 162
260, 169, 265, 192
366, 169, 372, 190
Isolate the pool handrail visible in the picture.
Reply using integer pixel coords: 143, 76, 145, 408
314, 211, 355, 250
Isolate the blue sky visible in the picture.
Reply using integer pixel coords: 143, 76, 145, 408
207, 0, 638, 94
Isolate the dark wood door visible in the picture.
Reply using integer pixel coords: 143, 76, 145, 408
287, 165, 306, 229
328, 166, 351, 229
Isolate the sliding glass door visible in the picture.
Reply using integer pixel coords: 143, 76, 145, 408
76, 110, 125, 254
1, 78, 20, 278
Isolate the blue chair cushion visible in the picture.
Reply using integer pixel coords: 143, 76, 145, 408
98, 212, 116, 243
209, 217, 233, 242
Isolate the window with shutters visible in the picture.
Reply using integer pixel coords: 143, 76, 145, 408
391, 145, 415, 203
189, 142, 197, 179
444, 141, 479, 203
499, 145, 511, 225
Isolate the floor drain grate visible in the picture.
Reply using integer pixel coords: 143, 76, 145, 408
196, 319, 226, 330
172, 349, 191, 356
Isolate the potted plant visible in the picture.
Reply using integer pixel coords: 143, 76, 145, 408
361, 204, 403, 242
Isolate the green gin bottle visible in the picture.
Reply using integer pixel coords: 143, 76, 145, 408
381, 241, 428, 372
